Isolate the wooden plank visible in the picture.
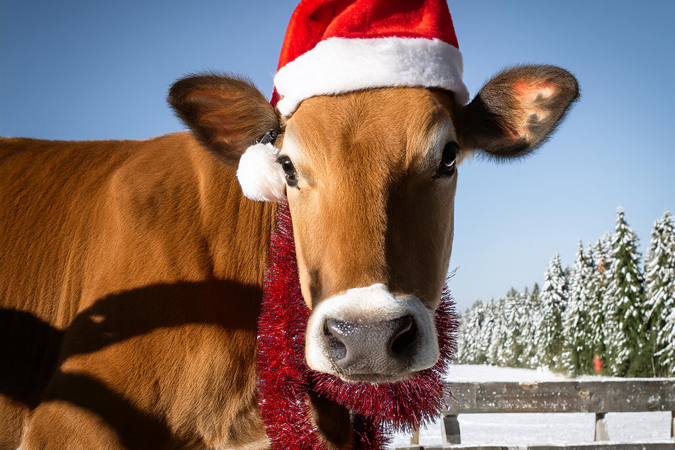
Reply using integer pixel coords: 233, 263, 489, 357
414, 443, 675, 450
418, 447, 504, 450
444, 380, 675, 414
525, 445, 675, 450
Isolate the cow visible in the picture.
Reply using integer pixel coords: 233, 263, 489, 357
0, 2, 579, 449
0, 64, 578, 450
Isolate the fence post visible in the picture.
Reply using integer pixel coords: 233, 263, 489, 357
594, 412, 610, 441
441, 413, 461, 445
410, 428, 419, 445
671, 411, 674, 439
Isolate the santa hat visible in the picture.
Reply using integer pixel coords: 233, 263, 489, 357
237, 0, 469, 201
272, 0, 469, 116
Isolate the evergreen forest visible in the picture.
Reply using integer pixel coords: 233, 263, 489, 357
454, 208, 675, 377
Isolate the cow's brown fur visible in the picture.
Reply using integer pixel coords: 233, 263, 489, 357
0, 65, 578, 449
0, 134, 275, 449
283, 88, 459, 310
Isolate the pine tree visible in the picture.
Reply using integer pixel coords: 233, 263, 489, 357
563, 242, 596, 375
477, 299, 497, 365
644, 210, 675, 375
657, 310, 675, 374
563, 266, 573, 296
601, 231, 613, 265
488, 298, 508, 365
605, 207, 649, 376
589, 240, 611, 373
454, 311, 468, 363
519, 283, 542, 368
455, 301, 487, 364
501, 288, 524, 367
598, 230, 616, 368
537, 253, 569, 369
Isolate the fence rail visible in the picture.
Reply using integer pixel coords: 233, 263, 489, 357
398, 444, 675, 450
398, 379, 675, 450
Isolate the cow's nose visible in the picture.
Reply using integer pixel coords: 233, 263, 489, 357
323, 315, 417, 374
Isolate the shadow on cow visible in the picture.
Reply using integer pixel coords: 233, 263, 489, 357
1, 279, 265, 449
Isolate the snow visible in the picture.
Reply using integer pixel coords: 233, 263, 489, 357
444, 364, 564, 382
388, 364, 673, 448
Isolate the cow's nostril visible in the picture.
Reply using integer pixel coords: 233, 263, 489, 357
324, 319, 351, 361
322, 315, 419, 373
389, 315, 416, 361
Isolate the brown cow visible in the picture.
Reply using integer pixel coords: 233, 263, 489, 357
0, 64, 578, 449
0, 3, 579, 449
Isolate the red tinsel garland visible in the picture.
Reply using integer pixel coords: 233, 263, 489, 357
257, 202, 457, 450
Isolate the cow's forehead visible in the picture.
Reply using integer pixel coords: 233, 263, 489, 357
281, 87, 457, 177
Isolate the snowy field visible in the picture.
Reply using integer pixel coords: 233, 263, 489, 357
389, 364, 673, 448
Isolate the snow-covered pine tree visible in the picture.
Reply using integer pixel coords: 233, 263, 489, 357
515, 287, 531, 368
477, 299, 497, 365
518, 283, 541, 369
563, 266, 573, 297
562, 241, 596, 376
588, 240, 611, 373
605, 207, 649, 376
488, 298, 509, 366
470, 301, 488, 364
455, 300, 487, 364
537, 253, 568, 370
601, 231, 613, 266
454, 310, 468, 363
501, 288, 524, 367
644, 210, 675, 375
657, 310, 675, 374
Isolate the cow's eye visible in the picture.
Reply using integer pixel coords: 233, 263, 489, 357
278, 156, 298, 187
436, 142, 459, 178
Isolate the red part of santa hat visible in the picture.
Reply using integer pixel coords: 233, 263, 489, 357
271, 0, 470, 116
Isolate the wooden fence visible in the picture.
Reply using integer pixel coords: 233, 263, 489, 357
398, 379, 675, 450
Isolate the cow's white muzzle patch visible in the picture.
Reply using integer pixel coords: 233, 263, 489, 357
305, 283, 439, 378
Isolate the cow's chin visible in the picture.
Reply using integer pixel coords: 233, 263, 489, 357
304, 284, 440, 384
331, 371, 416, 384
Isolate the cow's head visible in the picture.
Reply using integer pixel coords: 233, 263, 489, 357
169, 65, 578, 383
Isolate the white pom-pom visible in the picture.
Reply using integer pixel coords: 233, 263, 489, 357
236, 143, 286, 202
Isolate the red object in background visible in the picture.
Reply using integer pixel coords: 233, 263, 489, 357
593, 355, 603, 373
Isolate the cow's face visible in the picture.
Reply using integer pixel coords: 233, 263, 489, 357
281, 88, 459, 381
170, 66, 579, 383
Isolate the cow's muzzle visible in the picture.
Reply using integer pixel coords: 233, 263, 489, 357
305, 284, 439, 383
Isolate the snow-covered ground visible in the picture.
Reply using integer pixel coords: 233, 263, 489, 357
389, 364, 673, 448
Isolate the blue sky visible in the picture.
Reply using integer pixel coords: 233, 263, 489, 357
2, 0, 673, 313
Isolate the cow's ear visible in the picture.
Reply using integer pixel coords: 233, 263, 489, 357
458, 65, 579, 159
168, 73, 280, 165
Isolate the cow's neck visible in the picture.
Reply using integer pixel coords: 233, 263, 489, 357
192, 140, 278, 288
